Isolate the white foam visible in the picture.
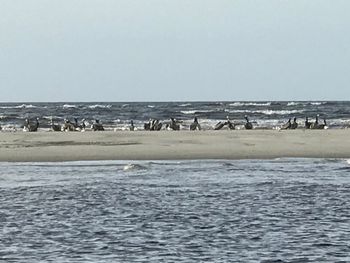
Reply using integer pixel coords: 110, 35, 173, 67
227, 109, 304, 115
287, 102, 302, 106
88, 104, 112, 109
62, 104, 77, 109
0, 104, 38, 109
229, 102, 271, 107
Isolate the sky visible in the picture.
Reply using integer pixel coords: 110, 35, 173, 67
0, 0, 349, 102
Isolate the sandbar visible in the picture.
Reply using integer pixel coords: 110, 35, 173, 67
0, 130, 349, 162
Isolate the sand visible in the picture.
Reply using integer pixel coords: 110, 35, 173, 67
0, 130, 350, 162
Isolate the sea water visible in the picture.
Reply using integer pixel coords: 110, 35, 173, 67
1, 101, 350, 130
1, 159, 350, 262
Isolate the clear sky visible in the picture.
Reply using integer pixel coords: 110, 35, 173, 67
1, 0, 349, 102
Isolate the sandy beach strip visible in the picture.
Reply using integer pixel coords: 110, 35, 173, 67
0, 130, 350, 162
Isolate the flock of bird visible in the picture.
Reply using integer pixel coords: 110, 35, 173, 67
0, 115, 329, 132
279, 115, 328, 130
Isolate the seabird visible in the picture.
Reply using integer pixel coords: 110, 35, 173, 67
244, 116, 253, 130
144, 119, 151, 130
305, 117, 312, 129
169, 118, 180, 130
214, 121, 226, 130
226, 116, 236, 130
317, 119, 328, 129
50, 117, 61, 132
154, 120, 163, 131
290, 117, 298, 129
310, 115, 320, 129
73, 118, 85, 131
23, 118, 39, 132
92, 119, 104, 131
62, 119, 75, 131
130, 120, 135, 131
190, 117, 201, 131
281, 118, 292, 130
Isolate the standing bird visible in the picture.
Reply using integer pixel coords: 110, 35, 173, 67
244, 116, 253, 130
169, 118, 180, 130
92, 119, 104, 131
310, 115, 320, 129
129, 120, 135, 131
281, 118, 292, 130
226, 116, 236, 130
144, 119, 151, 130
50, 117, 61, 132
190, 117, 201, 130
24, 118, 39, 132
62, 119, 75, 131
305, 117, 312, 129
317, 119, 328, 129
290, 117, 298, 129
153, 120, 162, 131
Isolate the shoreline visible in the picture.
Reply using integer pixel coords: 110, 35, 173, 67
1, 130, 350, 162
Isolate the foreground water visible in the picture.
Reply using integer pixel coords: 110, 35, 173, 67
1, 159, 350, 262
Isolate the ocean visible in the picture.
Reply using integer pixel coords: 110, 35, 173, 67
1, 159, 350, 262
1, 101, 350, 261
1, 101, 350, 130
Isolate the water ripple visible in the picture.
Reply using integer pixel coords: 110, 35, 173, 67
0, 159, 350, 262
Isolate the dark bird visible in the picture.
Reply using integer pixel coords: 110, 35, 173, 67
130, 120, 135, 131
305, 117, 312, 129
281, 118, 291, 130
144, 119, 151, 130
317, 119, 328, 129
153, 119, 162, 131
50, 117, 61, 132
226, 117, 236, 130
62, 119, 75, 131
92, 119, 104, 131
24, 118, 39, 132
214, 121, 226, 130
244, 116, 253, 130
190, 117, 201, 131
290, 117, 298, 129
310, 115, 320, 129
169, 118, 180, 130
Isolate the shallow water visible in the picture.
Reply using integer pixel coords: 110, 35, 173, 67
1, 159, 350, 262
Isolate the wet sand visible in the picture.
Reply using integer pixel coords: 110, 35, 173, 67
0, 130, 349, 162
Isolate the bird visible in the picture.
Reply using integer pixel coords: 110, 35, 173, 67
92, 119, 104, 131
305, 117, 312, 129
244, 116, 253, 130
23, 118, 39, 132
290, 117, 298, 129
281, 118, 292, 130
50, 117, 61, 132
62, 119, 75, 131
190, 117, 201, 130
169, 118, 180, 130
130, 120, 135, 131
310, 115, 320, 129
226, 116, 236, 130
214, 121, 226, 130
317, 119, 328, 129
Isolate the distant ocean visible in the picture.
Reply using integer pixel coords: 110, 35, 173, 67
1, 101, 350, 130
1, 159, 350, 262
